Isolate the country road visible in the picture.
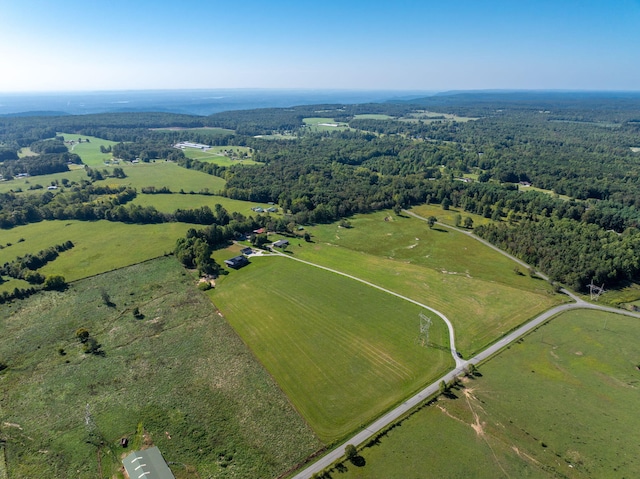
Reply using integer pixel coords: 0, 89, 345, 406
260, 221, 640, 479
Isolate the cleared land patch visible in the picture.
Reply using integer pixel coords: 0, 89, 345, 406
0, 169, 87, 194
132, 193, 279, 217
0, 220, 191, 284
182, 145, 260, 166
0, 257, 321, 478
94, 161, 226, 193
293, 211, 563, 355
337, 309, 640, 478
303, 117, 350, 132
57, 133, 118, 167
209, 255, 452, 444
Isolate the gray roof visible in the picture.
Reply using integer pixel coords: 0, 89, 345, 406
123, 446, 175, 479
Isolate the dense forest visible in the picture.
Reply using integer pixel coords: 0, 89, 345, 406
2, 92, 640, 292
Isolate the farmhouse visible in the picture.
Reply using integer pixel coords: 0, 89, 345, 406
224, 255, 249, 269
241, 247, 253, 255
123, 446, 175, 479
273, 239, 289, 248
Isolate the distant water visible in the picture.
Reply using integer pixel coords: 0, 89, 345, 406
0, 89, 435, 116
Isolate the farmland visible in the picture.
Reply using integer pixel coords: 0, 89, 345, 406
58, 133, 118, 167
131, 192, 280, 217
208, 254, 452, 444
292, 210, 563, 356
336, 309, 640, 478
0, 257, 321, 479
182, 145, 260, 166
0, 220, 191, 289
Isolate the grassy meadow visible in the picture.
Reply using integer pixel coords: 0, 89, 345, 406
208, 254, 452, 444
0, 220, 191, 287
336, 309, 640, 479
292, 210, 563, 355
0, 257, 321, 479
303, 117, 350, 132
95, 161, 226, 193
182, 145, 260, 166
0, 169, 88, 194
151, 127, 234, 137
58, 133, 119, 167
132, 192, 280, 217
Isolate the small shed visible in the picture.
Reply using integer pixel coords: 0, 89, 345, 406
273, 239, 289, 248
224, 255, 249, 269
123, 446, 175, 479
241, 247, 253, 255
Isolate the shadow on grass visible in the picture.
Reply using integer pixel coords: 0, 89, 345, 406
432, 227, 449, 233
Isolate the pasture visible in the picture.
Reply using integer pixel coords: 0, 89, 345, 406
131, 192, 280, 218
208, 254, 452, 444
95, 161, 226, 193
57, 133, 118, 166
0, 220, 191, 284
352, 114, 394, 120
293, 210, 563, 355
0, 257, 321, 479
0, 169, 87, 194
182, 145, 260, 166
303, 117, 350, 132
337, 309, 640, 478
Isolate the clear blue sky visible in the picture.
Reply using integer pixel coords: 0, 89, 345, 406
1, 0, 639, 92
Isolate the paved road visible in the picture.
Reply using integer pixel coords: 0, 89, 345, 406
267, 224, 640, 478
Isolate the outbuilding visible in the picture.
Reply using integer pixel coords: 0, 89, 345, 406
273, 239, 289, 248
123, 446, 175, 479
224, 255, 249, 269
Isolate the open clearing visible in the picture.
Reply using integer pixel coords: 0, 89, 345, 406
0, 220, 191, 286
303, 117, 350, 132
57, 133, 119, 167
0, 169, 87, 194
337, 309, 640, 478
209, 254, 452, 444
182, 145, 260, 166
95, 161, 226, 193
0, 257, 321, 479
294, 210, 563, 355
352, 114, 394, 120
152, 126, 234, 137
132, 192, 280, 217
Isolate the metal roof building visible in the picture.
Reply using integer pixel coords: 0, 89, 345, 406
123, 446, 175, 479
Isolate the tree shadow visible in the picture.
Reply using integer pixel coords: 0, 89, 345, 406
350, 456, 366, 467
432, 227, 449, 233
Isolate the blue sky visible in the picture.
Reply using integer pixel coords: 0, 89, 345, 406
0, 0, 639, 92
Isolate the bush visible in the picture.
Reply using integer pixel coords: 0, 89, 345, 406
198, 282, 212, 291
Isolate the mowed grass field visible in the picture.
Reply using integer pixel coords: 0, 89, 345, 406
303, 117, 350, 132
183, 146, 260, 166
293, 210, 563, 355
58, 133, 119, 167
208, 255, 453, 444
95, 161, 226, 193
0, 220, 191, 288
337, 309, 640, 479
0, 257, 321, 479
0, 169, 88, 194
132, 193, 280, 218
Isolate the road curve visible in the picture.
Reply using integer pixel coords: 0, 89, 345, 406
269, 249, 465, 369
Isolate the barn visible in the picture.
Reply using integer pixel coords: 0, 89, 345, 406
123, 446, 175, 479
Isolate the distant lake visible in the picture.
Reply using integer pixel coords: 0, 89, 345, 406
0, 89, 434, 116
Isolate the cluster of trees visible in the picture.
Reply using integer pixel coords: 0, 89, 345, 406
0, 241, 74, 284
112, 141, 185, 162
476, 219, 640, 291
0, 152, 82, 178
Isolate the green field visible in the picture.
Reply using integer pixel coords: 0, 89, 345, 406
0, 257, 321, 479
95, 161, 226, 193
0, 169, 88, 194
58, 133, 119, 167
292, 210, 563, 355
337, 309, 640, 478
303, 117, 350, 132
0, 220, 191, 286
209, 254, 452, 443
182, 146, 260, 166
132, 192, 280, 217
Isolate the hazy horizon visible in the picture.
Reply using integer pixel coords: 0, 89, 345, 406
1, 0, 639, 93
